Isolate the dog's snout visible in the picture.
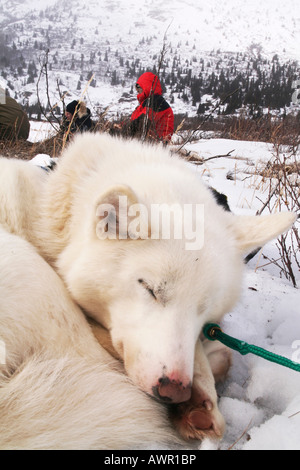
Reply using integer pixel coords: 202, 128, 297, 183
153, 376, 192, 404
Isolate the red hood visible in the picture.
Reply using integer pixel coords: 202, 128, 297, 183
136, 72, 162, 104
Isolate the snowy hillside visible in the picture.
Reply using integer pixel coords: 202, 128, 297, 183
1, 0, 300, 59
0, 0, 299, 119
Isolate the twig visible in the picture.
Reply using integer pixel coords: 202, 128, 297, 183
36, 50, 60, 129
61, 73, 96, 150
202, 149, 235, 162
141, 23, 171, 143
255, 181, 280, 216
227, 418, 253, 450
288, 410, 300, 419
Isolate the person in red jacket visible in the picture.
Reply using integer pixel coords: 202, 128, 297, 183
129, 72, 174, 143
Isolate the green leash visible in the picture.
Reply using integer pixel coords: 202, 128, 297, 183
203, 323, 300, 373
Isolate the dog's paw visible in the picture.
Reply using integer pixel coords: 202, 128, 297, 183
170, 398, 225, 441
203, 340, 232, 383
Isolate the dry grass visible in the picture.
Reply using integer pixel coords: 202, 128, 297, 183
174, 113, 300, 146
0, 135, 64, 160
222, 114, 300, 145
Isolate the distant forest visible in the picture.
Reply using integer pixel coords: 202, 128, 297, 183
1, 28, 299, 117
138, 55, 299, 116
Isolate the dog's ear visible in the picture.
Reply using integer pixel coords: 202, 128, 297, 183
95, 185, 149, 240
233, 211, 297, 253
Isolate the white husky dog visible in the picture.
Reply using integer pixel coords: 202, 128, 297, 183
0, 134, 296, 447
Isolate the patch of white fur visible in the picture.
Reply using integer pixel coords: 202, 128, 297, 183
0, 228, 183, 450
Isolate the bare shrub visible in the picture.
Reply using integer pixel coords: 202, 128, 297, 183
257, 140, 300, 287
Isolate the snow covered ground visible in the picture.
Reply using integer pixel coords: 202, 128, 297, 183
184, 138, 300, 450
28, 127, 300, 450
28, 120, 58, 143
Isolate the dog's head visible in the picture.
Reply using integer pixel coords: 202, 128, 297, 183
56, 137, 296, 403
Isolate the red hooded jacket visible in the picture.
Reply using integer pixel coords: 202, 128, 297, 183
130, 72, 174, 142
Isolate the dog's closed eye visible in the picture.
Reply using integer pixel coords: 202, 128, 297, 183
138, 278, 156, 300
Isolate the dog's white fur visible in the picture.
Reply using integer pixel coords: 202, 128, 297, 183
0, 228, 184, 450
0, 134, 296, 447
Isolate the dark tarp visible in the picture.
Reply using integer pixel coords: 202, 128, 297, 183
0, 96, 30, 140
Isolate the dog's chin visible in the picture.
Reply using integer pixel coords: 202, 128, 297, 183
145, 389, 172, 406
